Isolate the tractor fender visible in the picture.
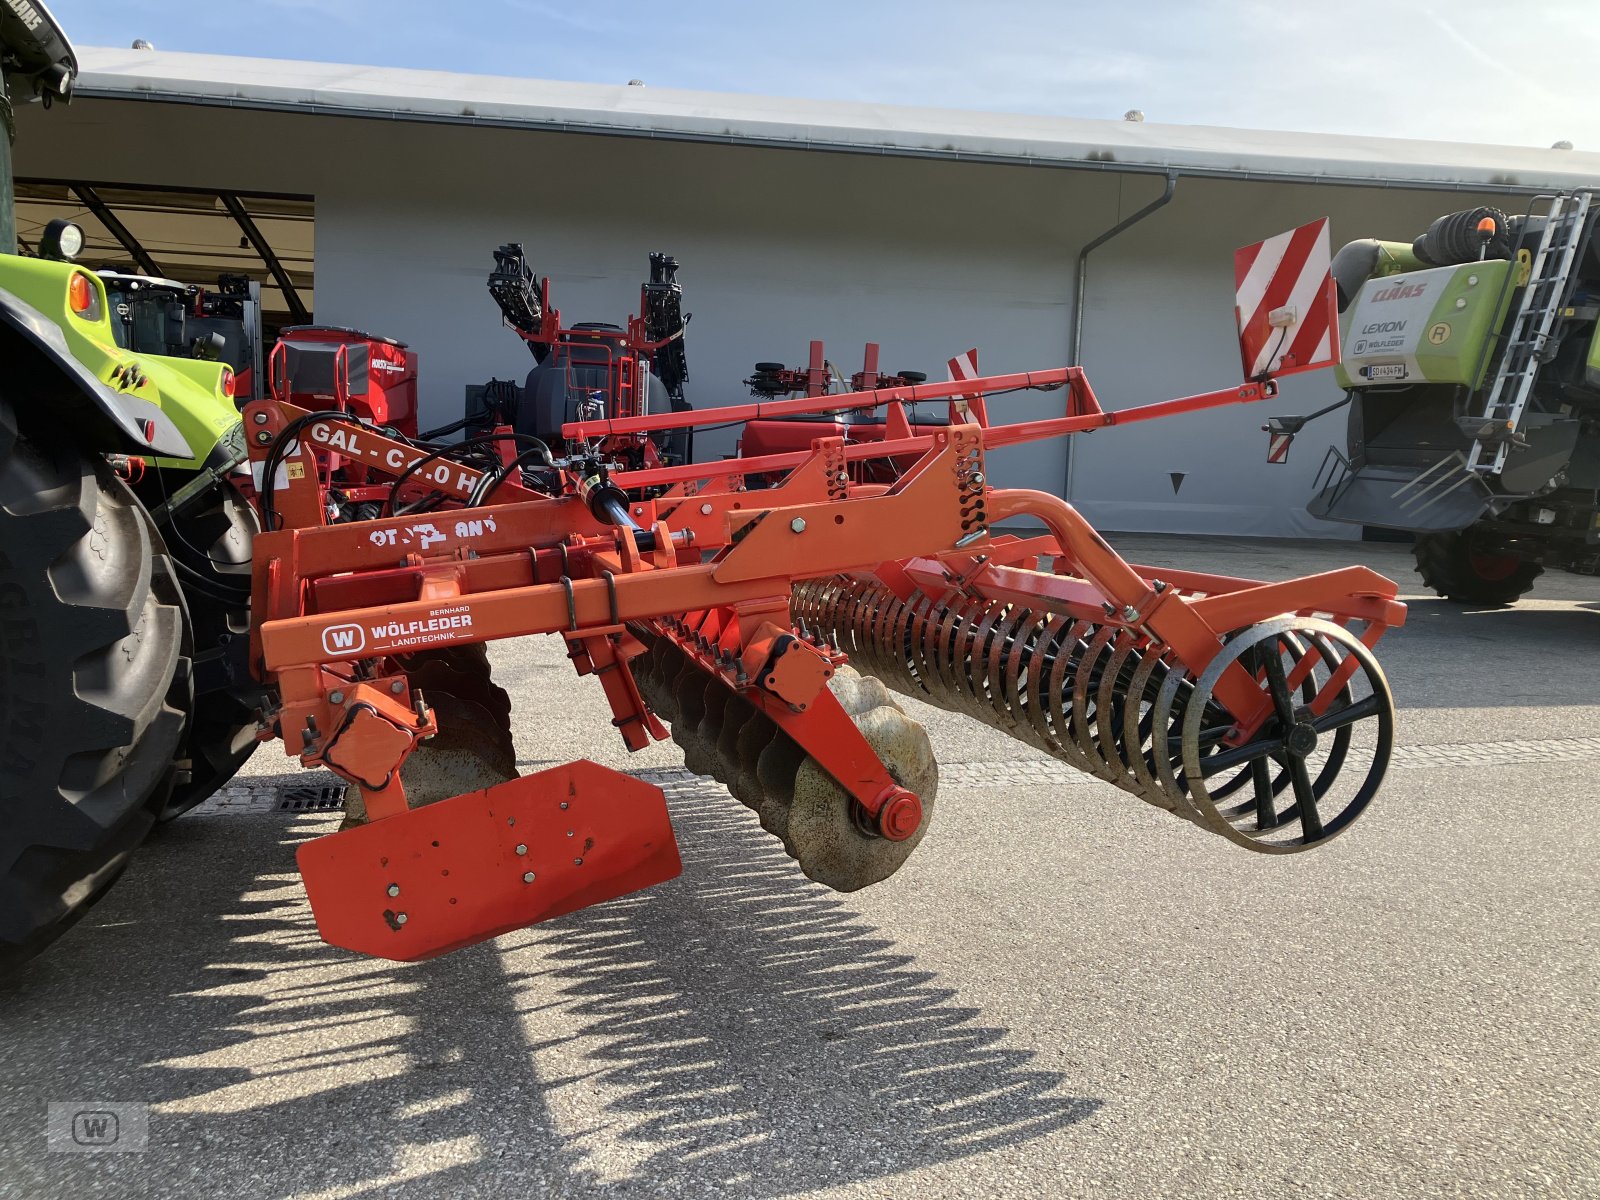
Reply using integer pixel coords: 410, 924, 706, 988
0, 285, 191, 458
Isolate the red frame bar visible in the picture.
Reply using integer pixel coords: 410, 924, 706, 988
615, 378, 1271, 491
566, 367, 1082, 441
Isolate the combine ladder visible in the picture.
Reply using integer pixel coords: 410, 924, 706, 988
1467, 190, 1595, 475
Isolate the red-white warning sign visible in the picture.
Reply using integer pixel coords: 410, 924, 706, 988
946, 348, 986, 422
1234, 218, 1339, 381
947, 348, 979, 394
1266, 431, 1293, 464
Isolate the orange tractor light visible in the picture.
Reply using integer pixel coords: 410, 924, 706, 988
68, 271, 95, 315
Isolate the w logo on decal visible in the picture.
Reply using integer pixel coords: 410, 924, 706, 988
322, 624, 366, 655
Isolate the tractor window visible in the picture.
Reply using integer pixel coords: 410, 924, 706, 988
104, 294, 132, 349
106, 290, 186, 356
130, 298, 170, 352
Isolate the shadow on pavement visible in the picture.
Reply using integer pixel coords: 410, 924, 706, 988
0, 774, 1095, 1198
523, 777, 1099, 1193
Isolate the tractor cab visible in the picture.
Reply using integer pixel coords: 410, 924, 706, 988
100, 270, 262, 395
101, 272, 197, 354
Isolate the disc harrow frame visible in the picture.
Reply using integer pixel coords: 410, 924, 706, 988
242, 349, 1404, 959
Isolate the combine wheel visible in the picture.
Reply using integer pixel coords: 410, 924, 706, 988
0, 410, 188, 972
1179, 618, 1394, 853
1413, 529, 1541, 606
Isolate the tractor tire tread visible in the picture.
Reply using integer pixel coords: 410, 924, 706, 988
0, 406, 188, 973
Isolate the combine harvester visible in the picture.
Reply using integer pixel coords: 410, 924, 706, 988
242, 219, 1406, 961
1274, 193, 1600, 602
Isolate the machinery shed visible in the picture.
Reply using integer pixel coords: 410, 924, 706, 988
15, 47, 1600, 538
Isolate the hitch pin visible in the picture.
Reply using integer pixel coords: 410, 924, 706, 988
412, 689, 431, 729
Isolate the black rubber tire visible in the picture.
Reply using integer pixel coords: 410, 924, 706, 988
157, 479, 260, 820
0, 407, 189, 973
1413, 529, 1543, 606
753, 362, 786, 373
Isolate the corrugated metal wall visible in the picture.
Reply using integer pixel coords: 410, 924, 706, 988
15, 97, 1516, 537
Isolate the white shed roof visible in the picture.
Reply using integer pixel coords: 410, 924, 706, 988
77, 47, 1600, 194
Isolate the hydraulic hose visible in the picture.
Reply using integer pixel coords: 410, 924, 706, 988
579, 470, 657, 552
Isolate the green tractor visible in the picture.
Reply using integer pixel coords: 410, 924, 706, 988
1, 5, 261, 971
1285, 192, 1600, 604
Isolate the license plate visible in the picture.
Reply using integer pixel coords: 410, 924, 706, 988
1367, 363, 1407, 381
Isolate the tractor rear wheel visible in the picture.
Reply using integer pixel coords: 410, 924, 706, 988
0, 408, 189, 973
157, 479, 260, 819
1413, 529, 1543, 606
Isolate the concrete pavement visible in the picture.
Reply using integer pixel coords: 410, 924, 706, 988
2, 535, 1595, 1199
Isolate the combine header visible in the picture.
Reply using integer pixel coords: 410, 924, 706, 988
238, 220, 1404, 962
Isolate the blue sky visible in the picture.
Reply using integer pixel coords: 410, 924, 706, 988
47, 0, 1600, 150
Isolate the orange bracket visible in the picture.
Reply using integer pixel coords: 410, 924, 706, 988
741, 622, 832, 710
299, 674, 433, 819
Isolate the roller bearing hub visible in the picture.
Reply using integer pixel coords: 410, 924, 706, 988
1285, 722, 1319, 757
